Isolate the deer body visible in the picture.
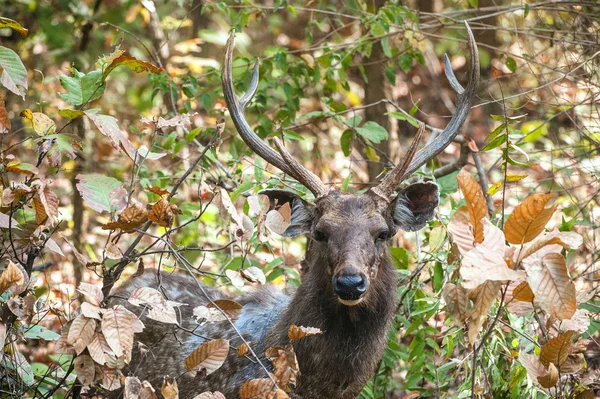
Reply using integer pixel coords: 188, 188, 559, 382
110, 23, 479, 398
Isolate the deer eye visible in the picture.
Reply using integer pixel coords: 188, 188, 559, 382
375, 230, 389, 243
313, 228, 329, 242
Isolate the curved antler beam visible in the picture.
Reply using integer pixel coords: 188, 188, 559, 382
222, 31, 329, 199
372, 21, 480, 200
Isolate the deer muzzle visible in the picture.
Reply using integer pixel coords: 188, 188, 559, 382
333, 267, 368, 306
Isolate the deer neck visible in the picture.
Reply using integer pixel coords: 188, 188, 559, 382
263, 253, 397, 396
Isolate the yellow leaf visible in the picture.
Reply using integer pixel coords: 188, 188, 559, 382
456, 170, 487, 244
0, 17, 28, 38
184, 339, 229, 377
20, 109, 56, 136
300, 54, 315, 69
540, 330, 577, 367
504, 193, 556, 245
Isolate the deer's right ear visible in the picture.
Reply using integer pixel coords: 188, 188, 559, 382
391, 182, 439, 232
260, 190, 315, 237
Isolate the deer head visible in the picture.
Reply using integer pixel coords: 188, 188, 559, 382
222, 23, 479, 307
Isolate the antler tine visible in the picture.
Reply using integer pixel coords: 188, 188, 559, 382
371, 21, 480, 200
272, 138, 329, 198
223, 31, 329, 198
370, 123, 425, 200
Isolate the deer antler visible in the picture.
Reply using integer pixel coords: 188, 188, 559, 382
371, 21, 480, 201
222, 31, 330, 199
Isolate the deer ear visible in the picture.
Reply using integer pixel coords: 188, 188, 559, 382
260, 190, 315, 237
391, 182, 439, 232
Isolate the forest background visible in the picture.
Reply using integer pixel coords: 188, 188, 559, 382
0, 0, 598, 398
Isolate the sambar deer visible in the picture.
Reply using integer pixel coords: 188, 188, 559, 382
111, 22, 479, 398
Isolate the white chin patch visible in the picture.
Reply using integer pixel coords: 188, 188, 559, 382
338, 298, 363, 306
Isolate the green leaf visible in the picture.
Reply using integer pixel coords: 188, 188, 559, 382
381, 37, 392, 58
390, 247, 409, 269
482, 133, 507, 151
38, 133, 80, 167
399, 53, 413, 72
505, 57, 517, 73
59, 69, 105, 106
468, 0, 478, 7
101, 55, 163, 83
355, 121, 388, 144
386, 112, 419, 127
0, 45, 28, 100
75, 174, 125, 213
58, 109, 85, 119
346, 115, 362, 128
340, 129, 353, 156
384, 66, 396, 85
25, 325, 60, 341
341, 174, 351, 191
409, 100, 420, 115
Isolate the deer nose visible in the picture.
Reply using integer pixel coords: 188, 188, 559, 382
333, 270, 368, 300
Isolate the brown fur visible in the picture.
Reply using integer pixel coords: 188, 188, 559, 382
109, 190, 436, 398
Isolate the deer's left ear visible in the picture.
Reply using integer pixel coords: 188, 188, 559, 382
260, 189, 315, 237
391, 182, 439, 232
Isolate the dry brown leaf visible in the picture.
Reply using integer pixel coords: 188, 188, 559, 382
54, 330, 76, 355
561, 353, 585, 374
0, 323, 5, 355
456, 170, 487, 244
237, 343, 249, 356
216, 188, 244, 227
87, 332, 113, 365
67, 315, 97, 355
519, 352, 547, 385
100, 366, 122, 391
240, 267, 266, 285
247, 194, 270, 217
7, 294, 35, 324
537, 362, 559, 388
128, 287, 180, 324
147, 186, 169, 196
467, 281, 501, 347
225, 269, 245, 287
193, 393, 227, 399
573, 390, 596, 399
526, 253, 576, 320
193, 305, 227, 323
184, 339, 229, 377
103, 205, 148, 232
73, 354, 95, 385
560, 309, 591, 333
512, 281, 534, 302
239, 378, 289, 399
208, 299, 244, 320
33, 197, 48, 225
514, 230, 582, 264
288, 325, 323, 342
77, 282, 104, 306
264, 208, 290, 235
80, 302, 102, 320
101, 305, 140, 362
442, 283, 469, 325
161, 377, 179, 399
0, 261, 24, 294
461, 244, 525, 289
266, 344, 298, 391
540, 330, 577, 367
0, 94, 10, 133
148, 198, 173, 227
124, 376, 142, 399
39, 187, 59, 224
504, 193, 556, 245
140, 381, 158, 399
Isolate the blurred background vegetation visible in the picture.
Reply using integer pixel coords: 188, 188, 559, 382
0, 0, 598, 397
